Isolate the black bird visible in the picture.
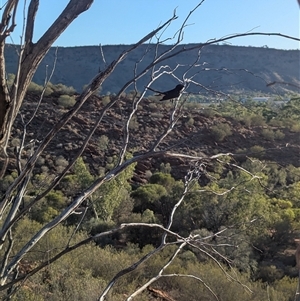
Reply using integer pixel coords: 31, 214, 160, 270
147, 84, 184, 101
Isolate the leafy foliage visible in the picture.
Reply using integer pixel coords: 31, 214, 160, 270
210, 123, 232, 141
57, 94, 76, 108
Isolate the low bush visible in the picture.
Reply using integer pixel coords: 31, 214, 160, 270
102, 95, 110, 105
261, 128, 275, 141
27, 82, 43, 94
250, 145, 265, 157
211, 123, 232, 142
202, 108, 216, 118
290, 123, 300, 133
268, 119, 283, 127
274, 130, 285, 140
250, 115, 266, 126
152, 112, 164, 119
58, 94, 76, 108
98, 135, 109, 151
52, 83, 76, 95
240, 115, 251, 127
261, 128, 285, 141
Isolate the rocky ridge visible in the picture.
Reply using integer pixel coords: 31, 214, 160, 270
4, 44, 300, 95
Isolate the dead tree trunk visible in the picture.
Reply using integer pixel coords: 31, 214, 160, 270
0, 0, 94, 155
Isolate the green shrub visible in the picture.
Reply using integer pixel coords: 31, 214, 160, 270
240, 115, 251, 127
250, 115, 265, 126
256, 264, 284, 282
151, 112, 164, 119
280, 118, 293, 127
131, 184, 167, 207
44, 190, 66, 209
159, 162, 172, 174
55, 155, 69, 173
290, 123, 300, 132
272, 276, 298, 301
148, 103, 158, 111
27, 82, 43, 94
40, 165, 49, 173
27, 82, 53, 96
274, 130, 285, 140
261, 128, 285, 141
261, 128, 275, 141
268, 119, 283, 127
52, 83, 76, 95
211, 127, 227, 141
250, 145, 265, 157
149, 172, 175, 190
211, 123, 232, 142
58, 94, 76, 108
0, 174, 15, 191
6, 73, 15, 89
30, 201, 59, 223
102, 95, 110, 105
55, 155, 68, 167
36, 156, 45, 166
127, 90, 140, 100
11, 138, 20, 147
27, 81, 53, 96
236, 147, 247, 154
98, 135, 109, 151
202, 108, 216, 118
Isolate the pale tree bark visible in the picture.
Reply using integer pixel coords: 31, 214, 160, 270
0, 5, 180, 287
0, 0, 94, 162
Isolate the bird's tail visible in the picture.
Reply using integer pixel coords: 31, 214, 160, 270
146, 86, 162, 95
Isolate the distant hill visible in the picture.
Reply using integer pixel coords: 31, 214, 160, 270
4, 44, 300, 95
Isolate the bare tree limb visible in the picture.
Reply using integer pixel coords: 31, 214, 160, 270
0, 222, 183, 291
0, 12, 178, 216
24, 0, 39, 45
0, 0, 95, 153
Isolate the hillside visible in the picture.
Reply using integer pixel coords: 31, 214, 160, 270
8, 92, 300, 183
2, 90, 300, 300
4, 44, 300, 95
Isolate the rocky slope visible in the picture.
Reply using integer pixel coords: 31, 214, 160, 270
7, 92, 300, 183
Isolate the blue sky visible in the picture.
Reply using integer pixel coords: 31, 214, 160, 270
7, 0, 300, 49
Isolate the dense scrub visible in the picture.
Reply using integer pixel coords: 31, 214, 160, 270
1, 89, 300, 300
1, 154, 300, 300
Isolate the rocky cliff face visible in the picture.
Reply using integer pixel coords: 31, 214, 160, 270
4, 44, 299, 94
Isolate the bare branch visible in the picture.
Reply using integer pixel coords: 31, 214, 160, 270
0, 0, 95, 152
0, 222, 183, 291
126, 243, 188, 301
0, 0, 18, 38
24, 0, 39, 44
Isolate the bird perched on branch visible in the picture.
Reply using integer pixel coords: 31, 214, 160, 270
147, 84, 184, 101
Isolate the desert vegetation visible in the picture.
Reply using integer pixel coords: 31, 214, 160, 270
0, 1, 299, 301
